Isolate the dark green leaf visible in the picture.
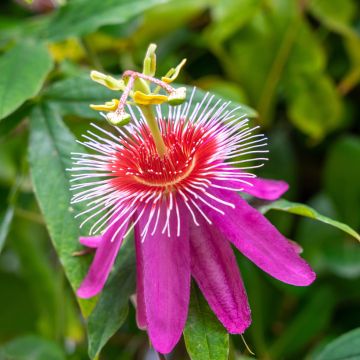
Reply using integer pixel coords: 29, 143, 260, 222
269, 287, 335, 359
259, 199, 360, 241
0, 42, 53, 121
44, 75, 115, 119
87, 235, 136, 359
28, 104, 96, 316
314, 327, 360, 360
43, 0, 168, 41
186, 85, 257, 119
0, 335, 65, 360
184, 283, 229, 360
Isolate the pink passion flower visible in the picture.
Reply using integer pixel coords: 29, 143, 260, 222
70, 90, 316, 354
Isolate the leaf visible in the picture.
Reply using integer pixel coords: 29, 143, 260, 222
28, 104, 97, 316
269, 287, 335, 359
184, 283, 229, 360
204, 0, 261, 44
44, 75, 115, 119
43, 0, 168, 41
296, 194, 360, 278
87, 235, 136, 359
259, 199, 360, 242
0, 335, 65, 360
309, 0, 357, 37
186, 85, 258, 119
313, 327, 360, 360
324, 136, 360, 229
286, 73, 343, 141
0, 42, 53, 121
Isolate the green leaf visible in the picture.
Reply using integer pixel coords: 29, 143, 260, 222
269, 287, 335, 359
186, 85, 258, 119
296, 194, 360, 278
324, 136, 360, 229
314, 327, 360, 360
28, 104, 96, 316
0, 335, 65, 360
309, 0, 357, 37
43, 0, 168, 41
184, 283, 229, 360
87, 235, 136, 359
0, 42, 53, 121
286, 73, 343, 141
44, 75, 115, 119
205, 0, 261, 44
259, 199, 360, 241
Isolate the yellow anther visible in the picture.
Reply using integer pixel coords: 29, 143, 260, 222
90, 99, 119, 111
133, 91, 168, 105
90, 71, 125, 91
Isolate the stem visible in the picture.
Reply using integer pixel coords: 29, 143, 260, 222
157, 352, 167, 360
139, 105, 167, 157
256, 1, 305, 126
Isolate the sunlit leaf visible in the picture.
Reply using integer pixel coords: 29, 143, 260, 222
259, 199, 360, 241
184, 283, 229, 360
0, 42, 53, 121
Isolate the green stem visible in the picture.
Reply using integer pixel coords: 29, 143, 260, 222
139, 105, 167, 157
257, 2, 305, 126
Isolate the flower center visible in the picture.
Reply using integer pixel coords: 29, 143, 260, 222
109, 119, 218, 193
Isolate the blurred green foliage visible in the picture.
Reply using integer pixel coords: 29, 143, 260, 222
0, 0, 359, 359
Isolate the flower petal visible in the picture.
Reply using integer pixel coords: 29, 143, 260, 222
190, 217, 251, 333
140, 199, 191, 354
134, 225, 147, 330
215, 165, 289, 200
241, 177, 289, 200
201, 188, 316, 286
77, 214, 130, 298
79, 236, 102, 248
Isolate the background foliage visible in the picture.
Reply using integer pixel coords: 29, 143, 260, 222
0, 0, 359, 359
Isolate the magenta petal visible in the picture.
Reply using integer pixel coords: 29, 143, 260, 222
79, 236, 102, 248
215, 165, 289, 200
77, 214, 130, 298
140, 199, 191, 354
134, 225, 147, 330
190, 217, 251, 333
201, 188, 316, 286
241, 177, 289, 200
